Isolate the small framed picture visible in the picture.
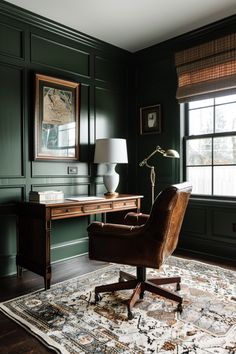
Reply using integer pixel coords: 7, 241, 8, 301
140, 104, 161, 135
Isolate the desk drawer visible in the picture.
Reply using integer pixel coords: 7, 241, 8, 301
113, 200, 137, 209
82, 202, 112, 213
51, 205, 83, 217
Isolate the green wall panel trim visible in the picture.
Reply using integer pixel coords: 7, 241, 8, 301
0, 214, 17, 276
0, 187, 23, 203
79, 84, 90, 159
95, 86, 127, 139
178, 236, 236, 264
181, 205, 207, 236
0, 214, 17, 254
95, 183, 106, 196
31, 162, 89, 177
31, 34, 90, 77
212, 209, 236, 241
136, 57, 176, 87
0, 64, 23, 177
51, 237, 88, 262
0, 255, 16, 277
189, 197, 236, 208
95, 56, 126, 84
51, 217, 89, 245
0, 21, 23, 59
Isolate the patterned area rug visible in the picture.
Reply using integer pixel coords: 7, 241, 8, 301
0, 257, 236, 353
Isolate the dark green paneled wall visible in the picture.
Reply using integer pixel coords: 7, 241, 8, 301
0, 64, 23, 177
0, 1, 131, 276
133, 16, 236, 264
131, 54, 180, 211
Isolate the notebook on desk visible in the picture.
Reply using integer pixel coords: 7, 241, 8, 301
66, 196, 105, 202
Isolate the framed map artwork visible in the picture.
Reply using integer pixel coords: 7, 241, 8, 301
34, 74, 80, 160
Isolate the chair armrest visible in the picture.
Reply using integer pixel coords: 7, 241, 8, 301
87, 221, 140, 237
124, 212, 149, 226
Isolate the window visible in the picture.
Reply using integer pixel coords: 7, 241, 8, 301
185, 93, 236, 197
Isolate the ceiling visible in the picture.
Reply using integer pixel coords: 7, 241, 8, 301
5, 0, 236, 52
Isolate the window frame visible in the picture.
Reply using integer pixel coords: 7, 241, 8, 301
183, 96, 236, 200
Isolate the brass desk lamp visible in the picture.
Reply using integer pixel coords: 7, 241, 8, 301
139, 145, 179, 204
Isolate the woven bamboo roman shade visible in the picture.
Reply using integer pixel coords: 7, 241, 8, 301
175, 33, 236, 102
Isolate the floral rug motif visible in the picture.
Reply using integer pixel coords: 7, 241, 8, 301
0, 256, 236, 353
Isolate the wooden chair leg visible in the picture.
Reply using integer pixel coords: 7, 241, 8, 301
145, 280, 182, 304
95, 279, 138, 296
148, 276, 181, 286
148, 276, 181, 290
127, 282, 143, 319
93, 268, 183, 319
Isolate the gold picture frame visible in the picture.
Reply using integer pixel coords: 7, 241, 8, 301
34, 74, 80, 160
140, 104, 161, 135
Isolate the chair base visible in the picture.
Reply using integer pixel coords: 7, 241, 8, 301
94, 269, 183, 320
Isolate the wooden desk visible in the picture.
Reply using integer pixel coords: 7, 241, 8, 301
16, 194, 142, 289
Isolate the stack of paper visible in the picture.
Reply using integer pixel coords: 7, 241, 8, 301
29, 190, 64, 202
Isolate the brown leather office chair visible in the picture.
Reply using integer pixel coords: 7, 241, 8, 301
88, 182, 192, 319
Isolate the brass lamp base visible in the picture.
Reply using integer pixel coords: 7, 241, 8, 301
104, 192, 119, 197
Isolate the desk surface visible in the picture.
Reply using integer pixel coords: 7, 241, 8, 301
21, 194, 143, 220
26, 194, 142, 205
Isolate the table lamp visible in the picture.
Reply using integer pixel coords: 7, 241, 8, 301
139, 145, 180, 204
94, 138, 128, 196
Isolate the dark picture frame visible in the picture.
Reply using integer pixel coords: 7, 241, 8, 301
140, 104, 161, 135
34, 74, 80, 161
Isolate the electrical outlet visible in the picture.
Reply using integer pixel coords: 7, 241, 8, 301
68, 166, 78, 175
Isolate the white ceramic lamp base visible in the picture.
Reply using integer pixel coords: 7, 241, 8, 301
103, 164, 119, 196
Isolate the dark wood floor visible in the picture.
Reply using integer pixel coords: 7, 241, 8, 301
0, 253, 235, 354
0, 255, 107, 354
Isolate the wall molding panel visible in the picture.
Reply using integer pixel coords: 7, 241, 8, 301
0, 21, 24, 59
0, 63, 24, 178
31, 34, 90, 77
51, 237, 88, 263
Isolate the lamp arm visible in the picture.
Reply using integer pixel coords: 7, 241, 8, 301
139, 145, 165, 167
139, 145, 179, 206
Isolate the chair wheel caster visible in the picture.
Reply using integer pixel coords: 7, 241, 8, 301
176, 283, 181, 291
128, 311, 134, 320
177, 303, 183, 313
127, 310, 134, 320
140, 291, 144, 299
95, 293, 101, 303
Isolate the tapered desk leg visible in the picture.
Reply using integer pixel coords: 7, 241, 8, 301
102, 212, 107, 223
17, 265, 22, 277
45, 272, 51, 290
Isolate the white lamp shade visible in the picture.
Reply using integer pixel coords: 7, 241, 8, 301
94, 138, 128, 164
